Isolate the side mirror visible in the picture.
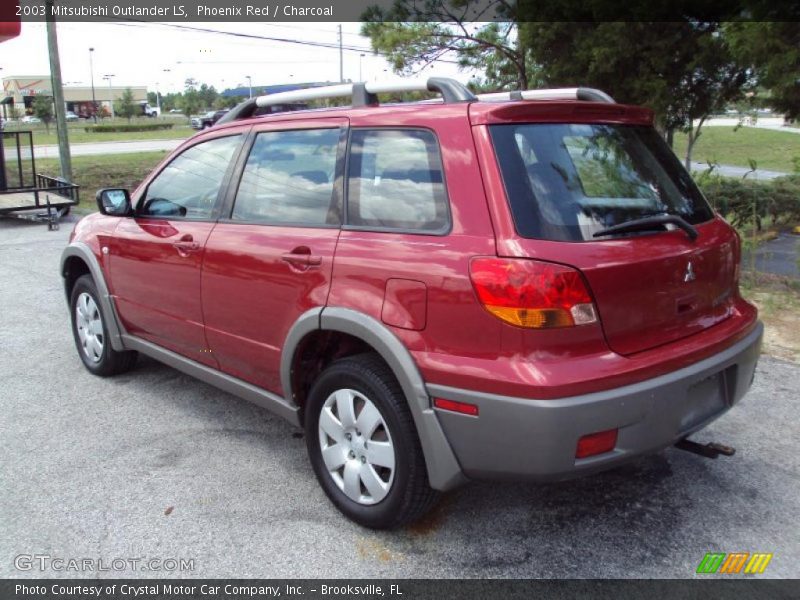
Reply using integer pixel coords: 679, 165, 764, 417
96, 188, 132, 216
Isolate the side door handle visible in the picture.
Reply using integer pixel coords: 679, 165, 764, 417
281, 246, 322, 270
172, 234, 201, 257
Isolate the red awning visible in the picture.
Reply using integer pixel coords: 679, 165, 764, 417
0, 20, 21, 44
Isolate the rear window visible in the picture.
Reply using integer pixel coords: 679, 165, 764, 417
489, 123, 714, 241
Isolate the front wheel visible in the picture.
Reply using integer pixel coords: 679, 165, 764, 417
70, 274, 137, 376
305, 353, 439, 529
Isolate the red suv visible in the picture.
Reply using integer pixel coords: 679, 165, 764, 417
61, 78, 762, 529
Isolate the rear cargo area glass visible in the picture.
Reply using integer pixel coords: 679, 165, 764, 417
489, 124, 714, 241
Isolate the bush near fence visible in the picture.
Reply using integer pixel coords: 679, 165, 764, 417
697, 174, 800, 231
84, 123, 174, 133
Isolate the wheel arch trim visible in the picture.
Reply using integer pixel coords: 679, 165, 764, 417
60, 242, 126, 351
281, 306, 466, 491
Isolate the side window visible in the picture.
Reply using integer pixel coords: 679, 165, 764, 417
346, 129, 449, 232
231, 128, 340, 225
141, 135, 241, 219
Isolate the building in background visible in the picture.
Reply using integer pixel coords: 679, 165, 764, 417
2, 76, 148, 118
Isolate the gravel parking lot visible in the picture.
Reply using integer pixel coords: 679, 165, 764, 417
1, 216, 799, 579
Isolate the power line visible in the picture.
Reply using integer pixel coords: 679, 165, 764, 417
106, 21, 461, 65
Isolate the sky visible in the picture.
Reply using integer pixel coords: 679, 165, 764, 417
0, 21, 474, 95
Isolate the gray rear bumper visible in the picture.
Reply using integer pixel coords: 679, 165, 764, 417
427, 322, 763, 481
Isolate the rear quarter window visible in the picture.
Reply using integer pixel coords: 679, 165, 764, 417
346, 129, 449, 233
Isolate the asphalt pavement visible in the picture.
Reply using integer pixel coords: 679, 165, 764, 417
690, 162, 788, 181
746, 233, 800, 280
34, 139, 183, 158
1, 216, 798, 579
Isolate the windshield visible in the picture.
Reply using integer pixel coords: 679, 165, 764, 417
489, 123, 714, 241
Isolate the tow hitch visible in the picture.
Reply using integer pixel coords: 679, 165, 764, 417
675, 439, 736, 459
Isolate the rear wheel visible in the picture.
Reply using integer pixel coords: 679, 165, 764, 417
70, 274, 137, 376
305, 353, 439, 529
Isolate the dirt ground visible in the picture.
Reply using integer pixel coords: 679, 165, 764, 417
741, 275, 800, 364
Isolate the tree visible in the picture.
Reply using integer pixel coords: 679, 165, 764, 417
114, 88, 138, 122
725, 22, 800, 121
362, 1, 533, 90
160, 92, 181, 112
32, 95, 54, 132
214, 95, 243, 110
518, 22, 751, 169
180, 87, 202, 121
197, 84, 219, 109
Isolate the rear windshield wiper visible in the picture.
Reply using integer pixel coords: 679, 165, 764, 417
593, 213, 698, 241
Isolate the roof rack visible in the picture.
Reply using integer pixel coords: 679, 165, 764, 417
216, 77, 476, 125
215, 78, 615, 126
477, 88, 615, 103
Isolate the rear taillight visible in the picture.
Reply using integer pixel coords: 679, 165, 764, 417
469, 258, 597, 328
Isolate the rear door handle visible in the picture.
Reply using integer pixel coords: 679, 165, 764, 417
281, 247, 322, 269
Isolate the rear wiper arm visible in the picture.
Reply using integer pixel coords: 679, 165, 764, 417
593, 214, 698, 241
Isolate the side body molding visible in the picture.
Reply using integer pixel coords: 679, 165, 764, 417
290, 307, 467, 492
60, 242, 126, 351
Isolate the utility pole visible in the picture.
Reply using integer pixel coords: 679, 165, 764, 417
45, 0, 72, 183
89, 47, 97, 122
338, 24, 343, 83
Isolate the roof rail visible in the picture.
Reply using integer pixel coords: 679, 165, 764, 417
477, 87, 615, 103
253, 76, 476, 108
215, 99, 309, 126
216, 77, 476, 124
215, 80, 615, 127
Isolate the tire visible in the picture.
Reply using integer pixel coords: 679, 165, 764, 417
70, 274, 137, 376
305, 353, 439, 529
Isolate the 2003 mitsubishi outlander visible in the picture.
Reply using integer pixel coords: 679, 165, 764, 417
61, 78, 763, 528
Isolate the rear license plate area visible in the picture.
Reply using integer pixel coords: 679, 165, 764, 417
679, 371, 729, 433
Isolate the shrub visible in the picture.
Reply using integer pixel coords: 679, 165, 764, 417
697, 174, 800, 230
84, 123, 174, 133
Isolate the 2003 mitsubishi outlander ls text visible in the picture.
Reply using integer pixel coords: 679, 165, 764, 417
61, 78, 763, 529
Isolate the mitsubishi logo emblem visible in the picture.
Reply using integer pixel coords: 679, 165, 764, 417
684, 261, 696, 282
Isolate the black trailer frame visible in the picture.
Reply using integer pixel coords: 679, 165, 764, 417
0, 130, 80, 229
